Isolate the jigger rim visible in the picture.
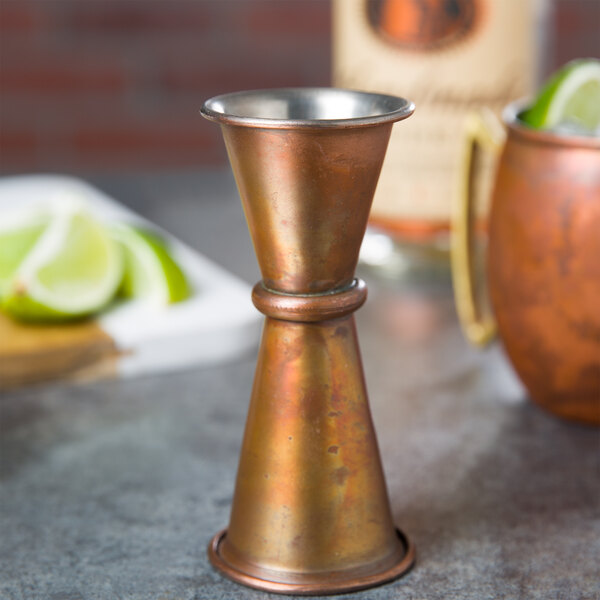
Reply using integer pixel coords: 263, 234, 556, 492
201, 87, 415, 129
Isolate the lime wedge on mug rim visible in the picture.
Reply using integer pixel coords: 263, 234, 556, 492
521, 58, 600, 134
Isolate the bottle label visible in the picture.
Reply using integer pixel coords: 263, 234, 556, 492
333, 0, 540, 225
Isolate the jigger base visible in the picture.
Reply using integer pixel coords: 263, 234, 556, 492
208, 528, 415, 596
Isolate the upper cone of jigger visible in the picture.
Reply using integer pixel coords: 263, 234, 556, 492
201, 88, 414, 294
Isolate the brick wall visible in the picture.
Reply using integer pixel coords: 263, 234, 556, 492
552, 0, 600, 68
0, 0, 331, 173
0, 0, 597, 174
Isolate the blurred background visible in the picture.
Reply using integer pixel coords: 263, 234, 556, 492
0, 0, 330, 172
0, 0, 598, 175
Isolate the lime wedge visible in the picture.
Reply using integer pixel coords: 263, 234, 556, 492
0, 215, 48, 297
521, 58, 600, 134
2, 208, 123, 321
110, 224, 191, 305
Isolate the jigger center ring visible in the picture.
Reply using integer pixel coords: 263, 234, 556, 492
252, 279, 367, 322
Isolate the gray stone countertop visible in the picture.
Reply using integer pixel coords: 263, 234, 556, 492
1, 171, 598, 600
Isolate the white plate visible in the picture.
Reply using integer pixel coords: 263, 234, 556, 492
0, 174, 261, 378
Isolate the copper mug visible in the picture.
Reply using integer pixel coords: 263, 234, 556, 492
452, 103, 600, 426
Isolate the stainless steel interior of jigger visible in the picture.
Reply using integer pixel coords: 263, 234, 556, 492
201, 88, 415, 595
201, 87, 413, 128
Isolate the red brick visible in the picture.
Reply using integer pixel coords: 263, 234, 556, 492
552, 1, 600, 69
0, 0, 333, 171
555, 0, 600, 35
0, 61, 127, 93
0, 131, 38, 169
67, 2, 211, 33
52, 151, 224, 172
71, 121, 224, 161
62, 146, 225, 171
160, 63, 303, 94
0, 4, 42, 32
2, 119, 226, 172
159, 39, 331, 93
243, 0, 331, 37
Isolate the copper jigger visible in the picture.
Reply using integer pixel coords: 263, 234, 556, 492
201, 88, 415, 595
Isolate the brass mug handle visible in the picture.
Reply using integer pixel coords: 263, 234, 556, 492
451, 110, 506, 347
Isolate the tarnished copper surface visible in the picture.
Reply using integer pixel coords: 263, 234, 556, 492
220, 123, 394, 294
209, 528, 415, 595
220, 312, 403, 573
201, 89, 415, 593
488, 107, 600, 425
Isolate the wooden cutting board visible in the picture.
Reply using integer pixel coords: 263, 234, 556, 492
0, 312, 120, 389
